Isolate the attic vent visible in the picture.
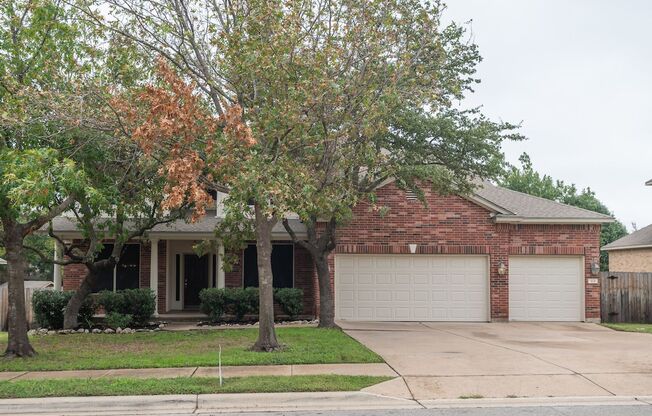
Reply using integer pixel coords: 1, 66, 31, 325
405, 190, 418, 201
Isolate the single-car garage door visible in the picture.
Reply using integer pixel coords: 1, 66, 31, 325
509, 256, 584, 321
335, 255, 488, 321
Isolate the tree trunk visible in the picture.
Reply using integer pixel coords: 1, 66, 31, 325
63, 267, 99, 329
314, 253, 338, 329
252, 203, 280, 351
3, 225, 36, 357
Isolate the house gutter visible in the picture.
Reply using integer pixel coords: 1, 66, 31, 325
602, 243, 652, 251
494, 216, 615, 225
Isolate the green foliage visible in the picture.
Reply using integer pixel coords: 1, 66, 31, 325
199, 287, 304, 321
500, 153, 629, 270
104, 312, 133, 329
199, 287, 260, 322
198, 288, 227, 322
0, 375, 391, 398
96, 291, 126, 315
96, 289, 155, 327
0, 328, 383, 371
224, 287, 259, 321
32, 290, 95, 329
274, 288, 304, 320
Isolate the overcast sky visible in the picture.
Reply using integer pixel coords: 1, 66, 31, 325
443, 0, 652, 231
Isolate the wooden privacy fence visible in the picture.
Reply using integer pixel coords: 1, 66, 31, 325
0, 281, 53, 331
601, 271, 652, 323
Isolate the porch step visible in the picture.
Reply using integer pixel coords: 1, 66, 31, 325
157, 312, 208, 323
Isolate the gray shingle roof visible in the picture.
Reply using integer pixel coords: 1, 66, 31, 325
603, 224, 652, 250
50, 215, 306, 238
474, 181, 614, 223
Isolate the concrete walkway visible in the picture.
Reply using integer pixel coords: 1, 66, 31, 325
0, 363, 396, 382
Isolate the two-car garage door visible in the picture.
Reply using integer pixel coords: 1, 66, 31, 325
335, 254, 584, 322
335, 255, 489, 321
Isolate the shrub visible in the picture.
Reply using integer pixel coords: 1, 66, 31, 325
96, 288, 155, 327
199, 288, 227, 322
105, 312, 133, 329
224, 287, 259, 320
32, 290, 96, 330
121, 289, 156, 326
274, 288, 304, 320
96, 290, 125, 314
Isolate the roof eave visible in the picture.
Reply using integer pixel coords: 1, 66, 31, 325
602, 243, 652, 251
494, 215, 614, 225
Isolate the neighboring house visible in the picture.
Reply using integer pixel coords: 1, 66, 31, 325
603, 224, 652, 272
602, 179, 652, 272
52, 181, 613, 323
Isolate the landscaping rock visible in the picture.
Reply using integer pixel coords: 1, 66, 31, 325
47, 330, 57, 335
92, 328, 101, 334
84, 329, 89, 333
27, 329, 37, 336
77, 328, 84, 333
158, 323, 165, 328
38, 328, 48, 335
104, 328, 115, 334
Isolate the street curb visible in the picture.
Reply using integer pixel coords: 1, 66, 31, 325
2, 392, 652, 414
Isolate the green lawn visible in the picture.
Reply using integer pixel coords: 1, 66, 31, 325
602, 323, 652, 334
0, 328, 382, 372
0, 375, 391, 398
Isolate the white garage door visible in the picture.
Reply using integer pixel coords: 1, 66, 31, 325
509, 256, 583, 321
335, 255, 488, 321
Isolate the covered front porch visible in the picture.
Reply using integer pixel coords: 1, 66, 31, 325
56, 216, 316, 317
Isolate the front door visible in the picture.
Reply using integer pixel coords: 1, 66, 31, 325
184, 254, 208, 309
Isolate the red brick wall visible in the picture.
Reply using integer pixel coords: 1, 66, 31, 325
332, 181, 602, 321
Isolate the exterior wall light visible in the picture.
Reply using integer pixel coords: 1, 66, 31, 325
497, 262, 507, 276
591, 261, 600, 275
408, 244, 417, 254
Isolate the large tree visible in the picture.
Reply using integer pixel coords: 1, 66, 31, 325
79, 0, 520, 340
282, 107, 519, 327
500, 153, 628, 270
0, 0, 100, 357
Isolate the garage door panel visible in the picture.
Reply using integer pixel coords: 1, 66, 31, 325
509, 256, 582, 322
336, 255, 488, 322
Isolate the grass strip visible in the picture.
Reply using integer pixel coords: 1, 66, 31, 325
0, 375, 392, 398
0, 327, 383, 371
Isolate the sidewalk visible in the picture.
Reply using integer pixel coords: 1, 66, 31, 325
0, 363, 396, 382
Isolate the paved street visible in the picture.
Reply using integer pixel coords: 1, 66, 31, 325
343, 321, 652, 399
4, 393, 652, 415
197, 406, 652, 416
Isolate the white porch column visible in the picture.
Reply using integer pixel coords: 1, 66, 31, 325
53, 241, 63, 291
217, 242, 225, 289
150, 239, 159, 315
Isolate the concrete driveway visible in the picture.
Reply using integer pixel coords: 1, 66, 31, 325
342, 321, 652, 400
